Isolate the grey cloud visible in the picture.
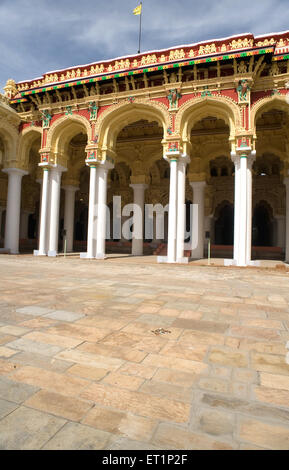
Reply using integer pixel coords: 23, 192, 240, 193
0, 0, 289, 90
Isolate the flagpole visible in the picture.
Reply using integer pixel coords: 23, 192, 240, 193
138, 2, 142, 54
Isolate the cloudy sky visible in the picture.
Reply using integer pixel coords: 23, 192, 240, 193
1, 0, 289, 91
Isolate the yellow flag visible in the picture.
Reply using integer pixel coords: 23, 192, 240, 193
133, 4, 142, 15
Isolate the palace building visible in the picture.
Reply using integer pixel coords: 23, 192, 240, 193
1, 30, 289, 266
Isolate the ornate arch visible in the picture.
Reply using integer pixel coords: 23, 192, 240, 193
46, 114, 92, 153
0, 119, 19, 164
255, 144, 286, 163
17, 127, 42, 169
149, 161, 161, 186
214, 199, 234, 218
253, 198, 275, 219
251, 95, 289, 132
95, 99, 171, 155
175, 95, 241, 143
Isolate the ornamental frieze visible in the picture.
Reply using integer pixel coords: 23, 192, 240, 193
13, 32, 287, 96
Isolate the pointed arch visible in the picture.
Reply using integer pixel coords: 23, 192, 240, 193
0, 119, 19, 165
18, 127, 42, 169
95, 99, 171, 156
251, 94, 289, 132
176, 96, 241, 145
46, 114, 92, 154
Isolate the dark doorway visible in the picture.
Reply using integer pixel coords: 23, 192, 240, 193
252, 202, 273, 246
215, 203, 234, 245
28, 213, 37, 239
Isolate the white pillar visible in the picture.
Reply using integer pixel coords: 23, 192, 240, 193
36, 178, 43, 241
63, 185, 78, 253
85, 165, 98, 259
36, 168, 50, 256
96, 163, 112, 259
276, 215, 285, 249
167, 158, 178, 263
238, 155, 248, 266
0, 207, 4, 239
232, 154, 241, 262
129, 183, 148, 256
176, 157, 190, 262
2, 168, 28, 254
231, 151, 255, 266
284, 178, 289, 262
48, 165, 66, 257
20, 211, 32, 239
190, 181, 206, 259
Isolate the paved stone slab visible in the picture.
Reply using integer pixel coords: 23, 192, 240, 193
152, 423, 234, 450
10, 351, 73, 373
6, 338, 63, 357
0, 325, 31, 336
80, 383, 191, 423
0, 398, 18, 419
0, 406, 65, 450
107, 437, 160, 450
0, 376, 39, 404
16, 306, 54, 317
25, 389, 93, 421
83, 406, 157, 442
0, 347, 18, 358
11, 365, 90, 397
44, 310, 85, 322
42, 422, 110, 450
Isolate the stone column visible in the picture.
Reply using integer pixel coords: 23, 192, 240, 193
63, 185, 79, 253
284, 178, 289, 262
96, 162, 113, 259
231, 151, 255, 266
190, 181, 206, 259
129, 183, 148, 256
276, 215, 286, 249
0, 207, 4, 239
48, 165, 66, 257
232, 153, 241, 262
167, 158, 178, 263
2, 168, 28, 254
84, 165, 98, 259
176, 155, 190, 263
36, 168, 50, 256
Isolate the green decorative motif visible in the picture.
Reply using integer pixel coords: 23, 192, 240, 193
237, 79, 250, 101
65, 106, 73, 116
41, 110, 52, 128
271, 89, 281, 96
201, 86, 212, 98
89, 101, 98, 120
167, 89, 181, 109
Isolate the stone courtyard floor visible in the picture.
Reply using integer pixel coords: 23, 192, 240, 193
0, 254, 289, 450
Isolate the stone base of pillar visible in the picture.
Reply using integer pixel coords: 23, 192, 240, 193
0, 248, 10, 254
176, 257, 189, 264
80, 252, 107, 260
48, 250, 57, 257
33, 250, 47, 256
80, 252, 97, 259
224, 258, 260, 267
95, 254, 107, 260
157, 256, 172, 263
157, 255, 189, 264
